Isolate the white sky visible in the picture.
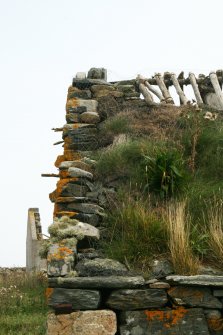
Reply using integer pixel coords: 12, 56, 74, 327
0, 0, 223, 266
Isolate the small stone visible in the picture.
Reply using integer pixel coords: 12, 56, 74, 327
59, 160, 92, 172
47, 244, 76, 277
204, 309, 222, 319
151, 259, 173, 279
149, 281, 170, 289
213, 290, 223, 297
80, 112, 100, 124
74, 213, 100, 226
47, 310, 117, 335
66, 99, 98, 114
106, 289, 168, 310
48, 288, 101, 310
68, 167, 93, 180
91, 84, 123, 98
75, 258, 128, 277
61, 184, 89, 197
67, 86, 91, 100
67, 203, 104, 215
168, 286, 222, 309
87, 68, 107, 80
66, 113, 79, 123
69, 221, 100, 240
72, 78, 111, 89
76, 72, 86, 79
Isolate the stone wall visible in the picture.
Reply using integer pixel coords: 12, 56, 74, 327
44, 68, 223, 335
26, 208, 47, 272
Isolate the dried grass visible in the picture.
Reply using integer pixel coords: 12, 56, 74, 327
166, 201, 200, 275
208, 201, 223, 265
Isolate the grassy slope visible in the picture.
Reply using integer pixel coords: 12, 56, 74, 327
94, 105, 223, 274
0, 270, 47, 335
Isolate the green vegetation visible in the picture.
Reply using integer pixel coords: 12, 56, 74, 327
95, 105, 223, 274
0, 271, 47, 335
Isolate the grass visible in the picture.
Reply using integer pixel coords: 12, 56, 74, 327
208, 200, 223, 266
101, 194, 168, 272
166, 201, 200, 275
0, 270, 48, 335
94, 105, 223, 274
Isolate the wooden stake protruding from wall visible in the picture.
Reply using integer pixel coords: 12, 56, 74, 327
209, 71, 223, 109
137, 75, 155, 105
189, 73, 203, 105
154, 73, 174, 104
143, 79, 165, 102
170, 73, 189, 105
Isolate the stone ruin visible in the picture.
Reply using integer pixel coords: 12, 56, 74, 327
26, 68, 223, 334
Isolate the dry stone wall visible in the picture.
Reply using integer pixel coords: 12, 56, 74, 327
44, 68, 223, 335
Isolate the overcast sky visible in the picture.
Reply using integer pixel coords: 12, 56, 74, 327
0, 0, 223, 266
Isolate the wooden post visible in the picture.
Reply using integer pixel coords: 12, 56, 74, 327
137, 75, 155, 105
209, 72, 223, 109
170, 73, 189, 105
189, 73, 203, 105
154, 73, 174, 104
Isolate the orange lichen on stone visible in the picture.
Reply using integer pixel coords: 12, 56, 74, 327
64, 137, 73, 150
49, 190, 57, 203
64, 150, 81, 161
145, 307, 188, 329
47, 246, 73, 262
66, 97, 79, 111
59, 170, 69, 179
45, 288, 54, 300
55, 155, 65, 168
56, 177, 78, 197
208, 318, 223, 331
53, 203, 60, 217
70, 124, 80, 129
54, 211, 78, 218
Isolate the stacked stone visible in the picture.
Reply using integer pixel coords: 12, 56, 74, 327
46, 68, 142, 335
45, 68, 223, 335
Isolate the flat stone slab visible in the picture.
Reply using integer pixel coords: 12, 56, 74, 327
72, 78, 111, 89
119, 308, 210, 335
67, 203, 104, 215
48, 288, 101, 310
166, 275, 223, 287
59, 160, 91, 172
47, 310, 117, 335
106, 289, 168, 310
48, 276, 145, 289
168, 286, 222, 309
75, 258, 128, 277
68, 167, 93, 179
80, 112, 100, 124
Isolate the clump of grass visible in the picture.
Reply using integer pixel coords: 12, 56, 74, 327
166, 201, 200, 275
101, 114, 130, 135
144, 149, 188, 198
208, 200, 223, 265
0, 270, 47, 335
102, 195, 168, 271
